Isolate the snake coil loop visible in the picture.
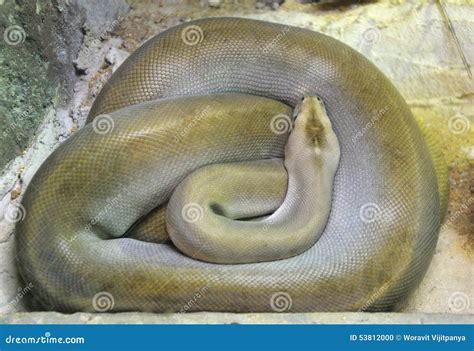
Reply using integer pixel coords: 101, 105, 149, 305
16, 18, 445, 312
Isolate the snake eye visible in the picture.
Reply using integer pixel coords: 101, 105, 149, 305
293, 99, 304, 120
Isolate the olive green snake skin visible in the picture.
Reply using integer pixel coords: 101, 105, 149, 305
166, 96, 341, 264
16, 18, 447, 312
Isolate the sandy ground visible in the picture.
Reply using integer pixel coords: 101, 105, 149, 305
0, 0, 472, 320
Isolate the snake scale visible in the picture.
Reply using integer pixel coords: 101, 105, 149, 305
16, 17, 447, 312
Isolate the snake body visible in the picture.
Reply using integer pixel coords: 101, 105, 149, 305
167, 96, 340, 264
16, 18, 447, 312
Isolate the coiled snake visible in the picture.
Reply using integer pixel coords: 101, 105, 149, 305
16, 18, 447, 312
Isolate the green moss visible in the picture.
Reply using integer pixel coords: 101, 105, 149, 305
0, 0, 55, 170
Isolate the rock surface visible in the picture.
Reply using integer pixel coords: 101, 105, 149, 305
1, 312, 472, 324
0, 0, 129, 171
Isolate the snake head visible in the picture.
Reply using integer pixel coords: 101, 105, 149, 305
294, 96, 330, 146
289, 96, 340, 166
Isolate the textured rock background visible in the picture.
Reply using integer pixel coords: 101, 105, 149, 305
0, 0, 129, 170
0, 0, 472, 322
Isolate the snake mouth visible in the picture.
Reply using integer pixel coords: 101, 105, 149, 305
290, 96, 337, 154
